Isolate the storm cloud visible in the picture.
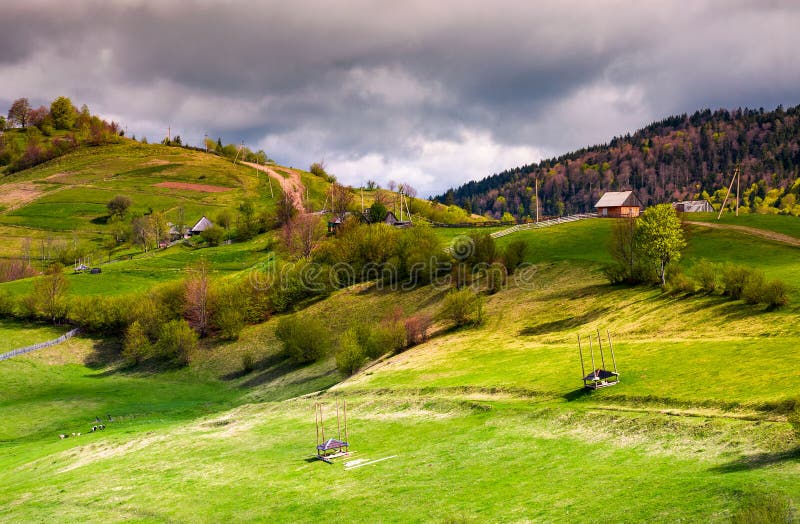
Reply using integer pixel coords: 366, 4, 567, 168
2, 0, 799, 195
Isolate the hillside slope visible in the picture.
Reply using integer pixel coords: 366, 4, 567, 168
438, 104, 800, 218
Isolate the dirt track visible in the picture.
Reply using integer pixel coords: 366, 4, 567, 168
242, 162, 305, 211
684, 221, 800, 248
154, 181, 231, 193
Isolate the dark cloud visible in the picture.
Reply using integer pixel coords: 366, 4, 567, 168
1, 0, 799, 195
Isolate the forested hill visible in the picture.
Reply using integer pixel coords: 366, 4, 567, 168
437, 104, 800, 218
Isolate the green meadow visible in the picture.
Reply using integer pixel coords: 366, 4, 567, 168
1, 167, 800, 522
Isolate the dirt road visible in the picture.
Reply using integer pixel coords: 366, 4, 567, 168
242, 162, 306, 211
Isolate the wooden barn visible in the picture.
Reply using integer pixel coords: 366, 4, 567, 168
672, 200, 713, 213
189, 216, 214, 236
594, 191, 643, 218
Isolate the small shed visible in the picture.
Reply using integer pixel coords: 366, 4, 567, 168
672, 200, 713, 213
594, 191, 643, 218
189, 216, 214, 236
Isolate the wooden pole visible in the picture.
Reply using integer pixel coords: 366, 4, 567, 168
589, 335, 596, 374
535, 178, 540, 223
717, 165, 738, 220
596, 328, 606, 370
319, 404, 325, 443
577, 334, 586, 380
336, 402, 341, 441
315, 403, 320, 448
607, 329, 618, 374
736, 166, 740, 217
343, 399, 348, 449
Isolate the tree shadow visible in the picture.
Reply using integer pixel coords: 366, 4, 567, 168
83, 338, 123, 370
519, 308, 610, 336
710, 447, 800, 473
221, 351, 287, 381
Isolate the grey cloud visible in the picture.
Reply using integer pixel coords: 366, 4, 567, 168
1, 0, 799, 195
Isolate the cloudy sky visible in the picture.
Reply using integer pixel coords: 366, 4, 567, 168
2, 1, 799, 196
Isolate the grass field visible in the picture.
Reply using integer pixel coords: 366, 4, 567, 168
0, 319, 69, 353
2, 215, 800, 522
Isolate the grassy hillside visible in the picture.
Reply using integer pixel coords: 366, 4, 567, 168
2, 215, 800, 522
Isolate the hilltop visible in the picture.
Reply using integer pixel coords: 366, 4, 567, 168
438, 104, 800, 219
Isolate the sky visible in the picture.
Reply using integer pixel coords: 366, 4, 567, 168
2, 1, 799, 197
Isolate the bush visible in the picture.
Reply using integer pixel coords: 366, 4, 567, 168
336, 327, 366, 375
122, 320, 152, 365
200, 225, 225, 246
438, 288, 485, 327
665, 269, 695, 295
692, 259, 720, 293
502, 239, 528, 272
213, 283, 247, 340
742, 270, 768, 305
275, 314, 331, 363
721, 263, 752, 300
764, 280, 790, 308
0, 290, 15, 317
155, 319, 198, 365
603, 263, 629, 285
405, 313, 432, 346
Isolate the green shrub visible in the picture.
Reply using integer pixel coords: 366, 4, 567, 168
721, 263, 752, 300
200, 225, 225, 246
665, 270, 696, 295
603, 263, 629, 285
764, 280, 790, 308
275, 314, 331, 363
0, 290, 15, 317
213, 284, 247, 340
742, 270, 768, 305
122, 320, 152, 365
692, 259, 720, 293
502, 239, 528, 272
155, 319, 198, 365
438, 288, 485, 327
336, 327, 366, 375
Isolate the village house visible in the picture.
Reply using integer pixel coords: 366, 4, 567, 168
594, 191, 643, 218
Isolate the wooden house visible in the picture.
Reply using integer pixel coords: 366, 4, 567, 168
189, 216, 214, 236
594, 191, 643, 218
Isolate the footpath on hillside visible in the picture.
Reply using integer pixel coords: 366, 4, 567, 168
684, 221, 800, 248
242, 162, 306, 211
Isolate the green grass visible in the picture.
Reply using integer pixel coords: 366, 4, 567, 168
0, 319, 69, 353
1, 215, 800, 521
687, 212, 800, 239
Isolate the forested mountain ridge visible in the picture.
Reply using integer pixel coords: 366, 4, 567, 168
437, 104, 800, 218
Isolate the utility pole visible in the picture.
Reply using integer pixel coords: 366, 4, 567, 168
204, 133, 208, 153
535, 177, 540, 223
717, 164, 740, 220
736, 165, 740, 217
167, 126, 171, 142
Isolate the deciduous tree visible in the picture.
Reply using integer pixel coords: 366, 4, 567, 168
50, 96, 77, 130
634, 204, 686, 286
7, 98, 30, 128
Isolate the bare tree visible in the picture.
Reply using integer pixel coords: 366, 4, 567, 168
7, 98, 31, 128
328, 182, 354, 217
282, 214, 327, 258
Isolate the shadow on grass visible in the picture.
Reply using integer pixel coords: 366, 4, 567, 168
519, 308, 610, 336
562, 388, 593, 402
221, 351, 287, 381
710, 447, 800, 473
83, 338, 124, 370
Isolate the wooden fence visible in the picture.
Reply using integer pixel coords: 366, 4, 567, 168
0, 328, 81, 362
